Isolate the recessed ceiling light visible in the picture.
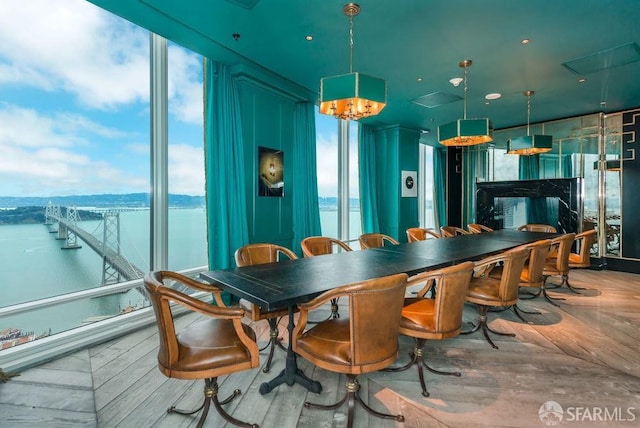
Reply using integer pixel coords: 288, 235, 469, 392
600, 101, 607, 106
521, 38, 530, 45
485, 93, 502, 100
417, 77, 423, 82
449, 77, 463, 87
578, 78, 586, 83
305, 35, 313, 41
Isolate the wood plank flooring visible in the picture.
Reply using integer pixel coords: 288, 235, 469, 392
1, 269, 640, 427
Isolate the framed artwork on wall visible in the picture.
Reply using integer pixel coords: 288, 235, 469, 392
258, 146, 284, 197
401, 170, 417, 197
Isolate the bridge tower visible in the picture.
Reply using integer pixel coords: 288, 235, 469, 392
60, 206, 82, 249
102, 211, 122, 285
45, 202, 61, 233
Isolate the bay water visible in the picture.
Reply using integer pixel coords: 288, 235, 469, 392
0, 208, 358, 337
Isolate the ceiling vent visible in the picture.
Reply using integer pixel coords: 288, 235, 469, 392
562, 42, 640, 75
412, 91, 462, 108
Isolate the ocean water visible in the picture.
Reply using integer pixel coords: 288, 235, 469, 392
0, 208, 358, 336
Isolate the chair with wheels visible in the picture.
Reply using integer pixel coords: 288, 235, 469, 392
235, 243, 297, 373
144, 270, 260, 428
467, 223, 494, 233
386, 261, 474, 397
406, 227, 441, 242
358, 232, 399, 249
463, 247, 529, 349
440, 226, 470, 237
301, 236, 352, 319
293, 273, 408, 428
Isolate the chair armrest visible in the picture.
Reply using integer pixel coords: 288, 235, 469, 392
162, 270, 227, 307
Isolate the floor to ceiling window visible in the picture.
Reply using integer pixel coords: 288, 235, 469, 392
315, 109, 361, 244
0, 0, 206, 352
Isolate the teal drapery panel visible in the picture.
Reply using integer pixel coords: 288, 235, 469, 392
433, 147, 447, 229
518, 154, 547, 224
204, 60, 249, 275
292, 102, 322, 254
562, 154, 573, 177
358, 124, 380, 233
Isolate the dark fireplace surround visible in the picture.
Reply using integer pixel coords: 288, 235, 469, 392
476, 178, 581, 233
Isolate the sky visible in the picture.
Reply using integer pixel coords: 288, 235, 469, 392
0, 0, 344, 198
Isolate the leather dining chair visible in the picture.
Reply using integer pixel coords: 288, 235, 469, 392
386, 261, 475, 397
358, 232, 399, 249
292, 273, 408, 428
301, 236, 352, 319
491, 239, 552, 323
517, 224, 557, 233
235, 243, 297, 373
467, 223, 494, 233
463, 247, 530, 349
539, 233, 577, 302
406, 227, 441, 242
440, 226, 470, 237
144, 270, 260, 428
565, 229, 597, 290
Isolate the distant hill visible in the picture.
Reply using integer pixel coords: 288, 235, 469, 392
0, 193, 205, 209
0, 194, 358, 211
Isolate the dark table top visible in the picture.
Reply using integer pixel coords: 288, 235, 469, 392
200, 230, 557, 312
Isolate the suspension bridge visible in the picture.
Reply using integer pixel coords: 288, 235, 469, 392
44, 203, 145, 285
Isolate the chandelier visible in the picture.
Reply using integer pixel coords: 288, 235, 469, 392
438, 60, 493, 146
319, 3, 387, 120
507, 91, 553, 155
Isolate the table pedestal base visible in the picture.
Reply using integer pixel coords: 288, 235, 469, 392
259, 306, 322, 395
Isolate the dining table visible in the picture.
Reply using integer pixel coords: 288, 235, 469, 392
199, 229, 557, 395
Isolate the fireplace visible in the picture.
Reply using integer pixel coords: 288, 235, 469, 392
475, 178, 581, 233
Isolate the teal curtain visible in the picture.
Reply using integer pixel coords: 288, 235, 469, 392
204, 60, 249, 277
433, 147, 447, 229
358, 124, 380, 233
292, 102, 322, 254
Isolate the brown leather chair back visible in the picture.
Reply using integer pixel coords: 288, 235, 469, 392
518, 224, 557, 233
511, 239, 552, 287
470, 247, 530, 305
406, 227, 441, 242
293, 272, 408, 374
467, 223, 494, 233
402, 261, 474, 339
359, 233, 399, 249
144, 270, 259, 379
498, 248, 531, 303
569, 229, 597, 268
301, 236, 351, 256
440, 226, 470, 237
235, 243, 297, 266
547, 233, 576, 275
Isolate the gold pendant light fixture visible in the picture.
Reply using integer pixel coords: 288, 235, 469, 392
319, 3, 387, 120
507, 90, 553, 155
438, 59, 493, 146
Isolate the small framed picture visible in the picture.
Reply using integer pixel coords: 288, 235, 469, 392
401, 170, 417, 197
258, 146, 284, 197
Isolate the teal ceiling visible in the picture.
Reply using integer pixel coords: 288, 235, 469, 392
89, 0, 640, 145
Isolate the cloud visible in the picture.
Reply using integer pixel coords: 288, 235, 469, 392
0, 103, 147, 196
0, 0, 203, 123
168, 144, 205, 195
0, 1, 206, 197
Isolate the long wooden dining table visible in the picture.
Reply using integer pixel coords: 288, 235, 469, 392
199, 229, 556, 395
